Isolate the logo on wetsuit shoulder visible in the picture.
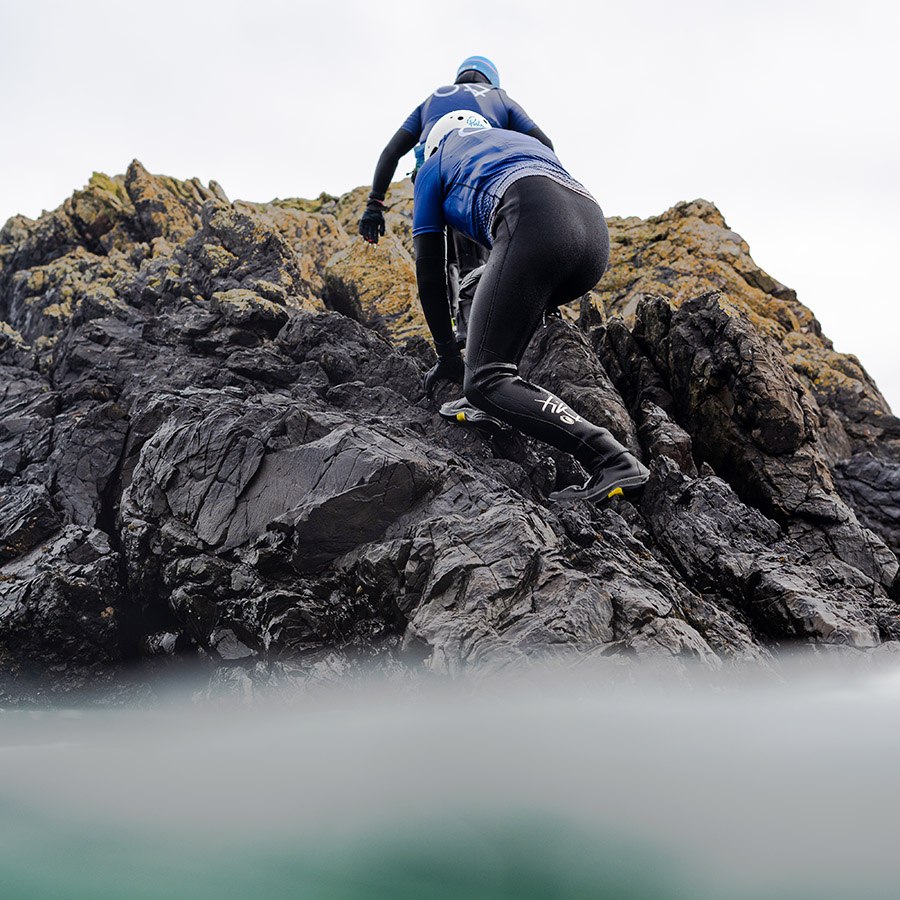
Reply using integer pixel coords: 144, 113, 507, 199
535, 391, 583, 426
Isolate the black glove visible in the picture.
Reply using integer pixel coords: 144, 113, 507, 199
424, 344, 465, 399
359, 195, 386, 244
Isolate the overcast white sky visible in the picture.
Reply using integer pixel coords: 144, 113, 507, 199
2, 0, 899, 408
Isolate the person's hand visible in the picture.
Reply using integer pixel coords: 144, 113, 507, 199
359, 196, 386, 244
424, 349, 464, 399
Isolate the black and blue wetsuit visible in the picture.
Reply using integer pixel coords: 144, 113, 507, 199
369, 75, 553, 201
413, 127, 648, 494
401, 82, 541, 169
363, 74, 554, 340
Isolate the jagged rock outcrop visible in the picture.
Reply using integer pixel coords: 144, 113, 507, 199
589, 200, 900, 552
1, 161, 898, 701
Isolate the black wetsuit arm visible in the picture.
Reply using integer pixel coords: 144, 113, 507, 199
503, 91, 554, 150
371, 127, 418, 199
414, 232, 454, 348
527, 125, 554, 151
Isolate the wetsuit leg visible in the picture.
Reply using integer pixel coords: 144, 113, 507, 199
453, 229, 490, 277
463, 176, 624, 467
446, 228, 461, 330
448, 228, 490, 345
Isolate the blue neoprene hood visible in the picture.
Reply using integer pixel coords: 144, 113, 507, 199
456, 55, 500, 87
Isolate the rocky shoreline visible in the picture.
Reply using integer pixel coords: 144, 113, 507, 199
1, 162, 898, 702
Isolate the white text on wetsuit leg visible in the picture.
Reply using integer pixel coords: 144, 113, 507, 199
535, 391, 583, 426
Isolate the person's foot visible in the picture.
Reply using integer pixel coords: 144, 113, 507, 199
549, 453, 650, 504
439, 398, 511, 437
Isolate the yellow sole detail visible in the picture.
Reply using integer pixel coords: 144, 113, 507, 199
607, 487, 624, 499
456, 412, 467, 422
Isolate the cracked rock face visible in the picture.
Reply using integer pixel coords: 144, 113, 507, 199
1, 162, 899, 701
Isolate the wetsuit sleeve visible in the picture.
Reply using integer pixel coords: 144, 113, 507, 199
502, 92, 538, 134
412, 160, 452, 345
371, 127, 419, 198
527, 125, 554, 151
414, 233, 453, 347
411, 160, 445, 237
502, 92, 553, 149
400, 102, 424, 138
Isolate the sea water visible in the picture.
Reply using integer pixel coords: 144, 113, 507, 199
1, 655, 899, 900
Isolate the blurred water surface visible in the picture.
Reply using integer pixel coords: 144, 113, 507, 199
2, 656, 899, 899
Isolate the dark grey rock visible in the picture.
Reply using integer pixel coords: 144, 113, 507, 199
0, 483, 61, 562
835, 452, 900, 556
0, 527, 121, 698
49, 400, 129, 526
642, 458, 885, 647
0, 372, 56, 483
637, 400, 697, 476
633, 292, 898, 593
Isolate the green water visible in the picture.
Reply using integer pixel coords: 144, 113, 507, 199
1, 809, 697, 900
4, 805, 894, 900
3, 666, 900, 899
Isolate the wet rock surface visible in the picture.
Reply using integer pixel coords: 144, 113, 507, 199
1, 163, 898, 700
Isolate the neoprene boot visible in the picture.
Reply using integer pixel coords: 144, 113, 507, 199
439, 397, 511, 437
550, 435, 650, 504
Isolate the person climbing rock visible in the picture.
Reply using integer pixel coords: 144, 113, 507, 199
358, 56, 554, 346
412, 110, 650, 504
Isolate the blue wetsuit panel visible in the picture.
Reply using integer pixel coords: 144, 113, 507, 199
412, 129, 594, 249
401, 85, 537, 142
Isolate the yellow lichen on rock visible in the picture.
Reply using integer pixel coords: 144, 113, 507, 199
0, 321, 27, 346
586, 198, 894, 445
211, 289, 286, 326
124, 160, 206, 243
237, 201, 350, 301
326, 234, 428, 343
246, 185, 426, 342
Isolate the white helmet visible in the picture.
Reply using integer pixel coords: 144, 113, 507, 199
424, 110, 492, 160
